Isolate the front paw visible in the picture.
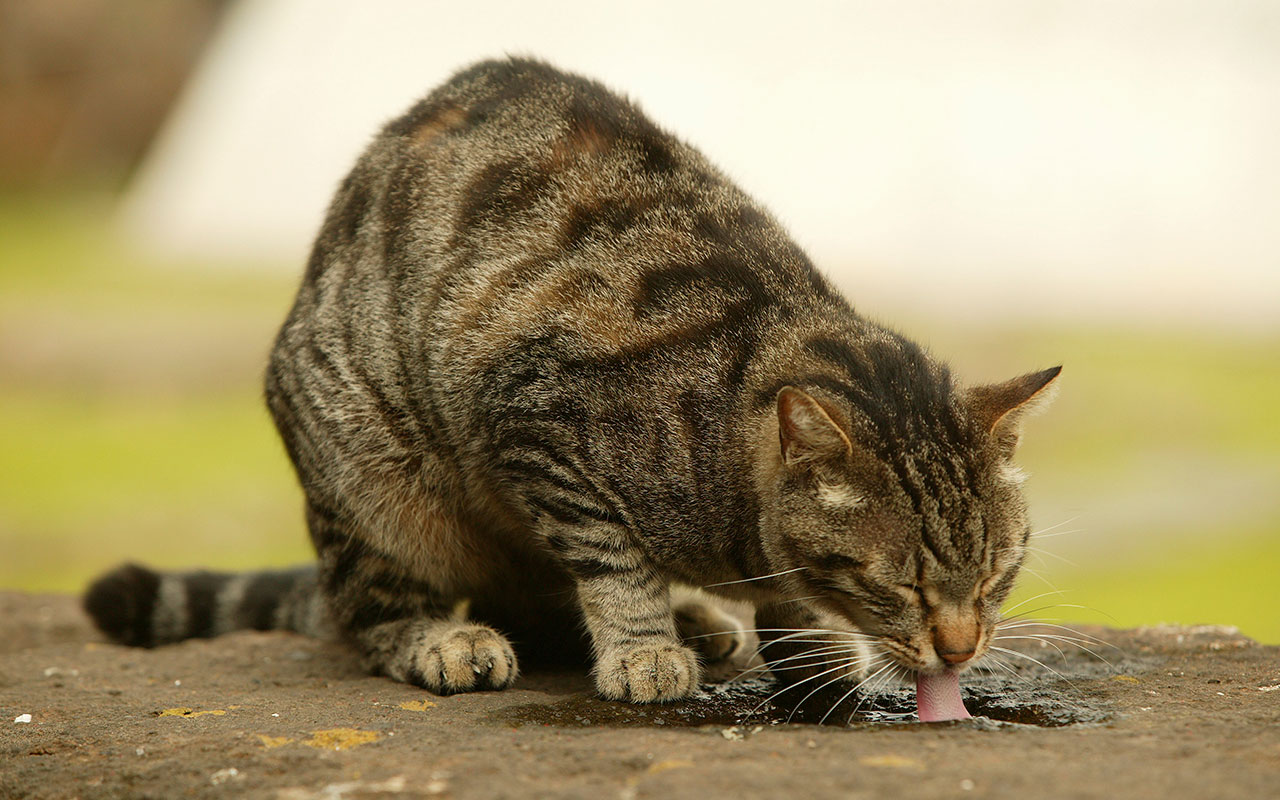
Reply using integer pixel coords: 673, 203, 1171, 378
674, 598, 745, 663
593, 642, 700, 703
406, 624, 518, 694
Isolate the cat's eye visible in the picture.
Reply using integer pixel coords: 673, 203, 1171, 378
977, 574, 999, 598
900, 584, 927, 604
814, 553, 862, 572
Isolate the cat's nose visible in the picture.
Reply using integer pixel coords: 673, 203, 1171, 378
938, 648, 976, 665
932, 619, 979, 665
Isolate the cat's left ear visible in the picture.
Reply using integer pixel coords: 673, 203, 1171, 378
776, 386, 853, 467
966, 366, 1061, 457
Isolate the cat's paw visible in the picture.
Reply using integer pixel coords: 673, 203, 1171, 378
404, 624, 518, 694
674, 598, 745, 664
593, 642, 700, 703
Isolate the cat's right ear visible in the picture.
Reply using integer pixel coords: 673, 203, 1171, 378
776, 387, 853, 467
967, 366, 1062, 457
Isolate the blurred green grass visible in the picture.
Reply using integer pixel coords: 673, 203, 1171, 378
1, 192, 1277, 643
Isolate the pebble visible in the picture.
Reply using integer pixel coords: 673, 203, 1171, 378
210, 767, 241, 785
14, 714, 32, 724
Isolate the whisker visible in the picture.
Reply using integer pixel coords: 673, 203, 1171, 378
1024, 545, 1078, 568
1028, 516, 1082, 538
980, 652, 1034, 686
732, 627, 871, 641
756, 638, 868, 650
727, 649, 877, 687
873, 665, 916, 722
1015, 564, 1062, 593
993, 633, 1116, 668
787, 660, 876, 723
1000, 602, 1119, 627
992, 633, 1070, 662
760, 646, 865, 673
753, 629, 871, 656
685, 626, 869, 645
771, 595, 823, 607
727, 651, 880, 690
763, 657, 874, 675
998, 602, 1082, 623
1029, 527, 1084, 540
747, 658, 862, 721
820, 659, 897, 725
1000, 590, 1068, 616
702, 567, 809, 588
989, 645, 1076, 687
996, 621, 1118, 649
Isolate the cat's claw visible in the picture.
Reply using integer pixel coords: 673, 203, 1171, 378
594, 642, 700, 703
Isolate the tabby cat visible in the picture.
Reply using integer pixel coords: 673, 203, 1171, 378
85, 58, 1059, 704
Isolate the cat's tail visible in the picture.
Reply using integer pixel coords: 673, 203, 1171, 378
82, 563, 332, 647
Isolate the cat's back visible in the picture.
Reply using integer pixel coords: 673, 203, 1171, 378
295, 58, 837, 371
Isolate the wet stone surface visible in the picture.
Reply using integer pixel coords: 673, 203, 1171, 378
1, 593, 1277, 800
502, 669, 1113, 730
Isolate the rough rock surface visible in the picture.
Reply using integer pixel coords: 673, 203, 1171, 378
0, 592, 1277, 799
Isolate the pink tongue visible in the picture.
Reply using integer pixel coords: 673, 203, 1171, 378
915, 669, 972, 722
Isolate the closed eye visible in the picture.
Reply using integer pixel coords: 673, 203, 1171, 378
980, 571, 1016, 603
812, 553, 863, 572
978, 573, 1001, 598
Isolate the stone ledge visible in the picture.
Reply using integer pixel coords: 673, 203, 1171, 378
1, 592, 1277, 799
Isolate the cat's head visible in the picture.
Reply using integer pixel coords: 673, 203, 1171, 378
756, 362, 1060, 676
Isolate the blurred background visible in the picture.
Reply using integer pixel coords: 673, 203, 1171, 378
1, 0, 1276, 642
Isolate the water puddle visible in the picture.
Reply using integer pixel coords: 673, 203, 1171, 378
500, 673, 1110, 729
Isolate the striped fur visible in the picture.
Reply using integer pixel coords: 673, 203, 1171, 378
84, 58, 1059, 702
83, 564, 329, 647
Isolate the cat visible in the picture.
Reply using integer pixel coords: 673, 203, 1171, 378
85, 57, 1059, 705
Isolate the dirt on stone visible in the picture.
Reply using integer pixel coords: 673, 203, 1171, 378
0, 591, 1277, 799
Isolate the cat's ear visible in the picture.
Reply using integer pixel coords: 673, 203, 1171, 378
967, 366, 1062, 457
776, 387, 853, 467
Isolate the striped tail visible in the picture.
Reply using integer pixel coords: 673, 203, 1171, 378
83, 563, 333, 647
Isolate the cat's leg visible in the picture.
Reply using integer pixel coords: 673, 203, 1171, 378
671, 586, 761, 682
307, 501, 517, 694
539, 518, 699, 702
671, 586, 747, 664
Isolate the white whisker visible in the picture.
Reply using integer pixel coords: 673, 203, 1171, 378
1000, 590, 1068, 616
1024, 545, 1078, 567
993, 633, 1116, 667
788, 661, 871, 723
702, 566, 809, 588
1028, 516, 1081, 538
989, 645, 1075, 686
996, 621, 1118, 650
748, 658, 861, 720
820, 658, 897, 725
772, 595, 823, 606
992, 634, 1070, 662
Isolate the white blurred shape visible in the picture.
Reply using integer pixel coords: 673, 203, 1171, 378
120, 0, 1280, 328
